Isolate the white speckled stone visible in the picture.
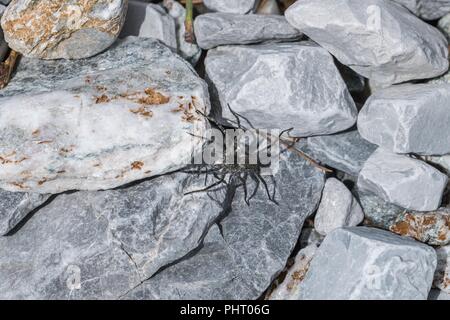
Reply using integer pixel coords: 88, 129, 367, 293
358, 149, 448, 211
296, 227, 437, 300
315, 178, 364, 236
206, 42, 357, 137
0, 37, 209, 194
1, 0, 128, 59
286, 0, 449, 85
358, 84, 450, 155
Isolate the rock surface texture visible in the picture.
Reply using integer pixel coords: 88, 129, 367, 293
285, 0, 449, 85
124, 151, 326, 299
203, 0, 259, 14
434, 245, 450, 294
393, 0, 450, 20
296, 227, 437, 300
0, 37, 209, 193
194, 13, 302, 50
120, 1, 177, 49
358, 84, 450, 155
0, 172, 226, 299
314, 178, 364, 236
358, 149, 448, 211
205, 42, 357, 137
1, 0, 128, 59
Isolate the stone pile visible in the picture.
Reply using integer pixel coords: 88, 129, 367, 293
0, 0, 448, 301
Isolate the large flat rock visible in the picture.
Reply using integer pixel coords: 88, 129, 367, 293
0, 172, 226, 299
0, 37, 209, 194
358, 84, 450, 155
124, 150, 326, 299
203, 0, 259, 14
205, 42, 357, 137
296, 227, 437, 300
286, 0, 449, 85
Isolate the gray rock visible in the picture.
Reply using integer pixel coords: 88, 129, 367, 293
285, 0, 449, 85
305, 130, 378, 176
434, 245, 450, 294
163, 0, 202, 65
0, 191, 50, 236
0, 4, 8, 61
356, 190, 405, 229
0, 172, 226, 299
124, 150, 326, 299
203, 0, 259, 14
438, 13, 450, 42
315, 178, 364, 236
296, 227, 437, 300
358, 84, 450, 155
206, 42, 357, 137
357, 190, 449, 246
0, 37, 209, 194
120, 1, 177, 49
1, 0, 128, 59
393, 0, 450, 20
429, 289, 450, 300
358, 149, 448, 211
194, 13, 302, 50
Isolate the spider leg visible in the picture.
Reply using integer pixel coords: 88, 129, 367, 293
184, 175, 227, 196
247, 171, 261, 202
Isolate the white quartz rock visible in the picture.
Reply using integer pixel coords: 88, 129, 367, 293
0, 37, 209, 194
315, 178, 364, 236
434, 245, 450, 294
285, 0, 449, 85
358, 84, 450, 155
203, 0, 259, 14
205, 42, 357, 137
296, 227, 437, 300
120, 1, 177, 49
358, 149, 448, 211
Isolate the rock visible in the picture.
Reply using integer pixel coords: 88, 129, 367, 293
1, 0, 128, 59
438, 13, 450, 42
269, 244, 318, 300
393, 0, 450, 20
0, 37, 209, 194
296, 227, 437, 300
358, 84, 450, 155
0, 191, 50, 235
285, 0, 449, 85
389, 210, 450, 246
434, 245, 450, 294
124, 150, 326, 299
203, 0, 259, 14
205, 42, 357, 137
358, 149, 448, 211
422, 155, 450, 175
120, 1, 177, 50
315, 178, 364, 236
357, 190, 404, 229
305, 130, 377, 176
194, 13, 302, 50
0, 172, 226, 299
163, 0, 202, 65
429, 289, 450, 300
